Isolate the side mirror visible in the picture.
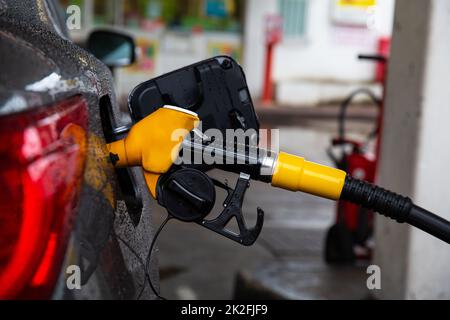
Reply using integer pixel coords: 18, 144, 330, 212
87, 30, 136, 68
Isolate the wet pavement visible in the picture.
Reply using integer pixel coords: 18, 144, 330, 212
152, 106, 377, 300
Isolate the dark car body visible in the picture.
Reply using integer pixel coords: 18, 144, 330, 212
0, 0, 157, 299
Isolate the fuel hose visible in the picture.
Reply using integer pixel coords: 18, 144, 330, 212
108, 115, 450, 245
269, 151, 450, 245
340, 176, 450, 244
180, 141, 450, 245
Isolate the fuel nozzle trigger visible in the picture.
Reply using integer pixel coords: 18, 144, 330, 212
205, 173, 264, 246
157, 169, 264, 246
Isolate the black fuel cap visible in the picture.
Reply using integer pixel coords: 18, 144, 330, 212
159, 168, 216, 222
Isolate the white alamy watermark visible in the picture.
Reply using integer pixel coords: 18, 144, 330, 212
366, 264, 381, 290
171, 122, 280, 173
66, 5, 81, 30
66, 265, 81, 290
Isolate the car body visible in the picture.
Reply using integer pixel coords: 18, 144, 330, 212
0, 0, 157, 299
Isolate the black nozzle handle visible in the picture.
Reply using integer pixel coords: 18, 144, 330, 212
340, 176, 450, 244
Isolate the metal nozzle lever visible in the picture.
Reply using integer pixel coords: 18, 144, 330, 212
157, 169, 264, 246
202, 173, 264, 246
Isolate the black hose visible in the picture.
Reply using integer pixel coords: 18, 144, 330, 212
408, 205, 450, 244
328, 88, 382, 168
340, 175, 450, 244
338, 88, 382, 144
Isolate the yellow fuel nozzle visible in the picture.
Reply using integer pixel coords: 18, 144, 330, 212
107, 106, 199, 198
105, 108, 450, 245
270, 152, 346, 200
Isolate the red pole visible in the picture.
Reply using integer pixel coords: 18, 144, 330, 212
262, 15, 282, 106
374, 37, 391, 176
262, 41, 275, 104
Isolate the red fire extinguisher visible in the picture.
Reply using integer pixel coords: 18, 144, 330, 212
325, 88, 380, 263
325, 38, 390, 264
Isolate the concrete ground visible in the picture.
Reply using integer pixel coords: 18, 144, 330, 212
152, 103, 378, 300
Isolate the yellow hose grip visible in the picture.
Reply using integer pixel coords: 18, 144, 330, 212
271, 152, 346, 200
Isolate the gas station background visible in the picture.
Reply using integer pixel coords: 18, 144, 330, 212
59, 0, 395, 107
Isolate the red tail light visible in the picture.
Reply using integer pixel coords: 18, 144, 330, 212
0, 96, 88, 299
